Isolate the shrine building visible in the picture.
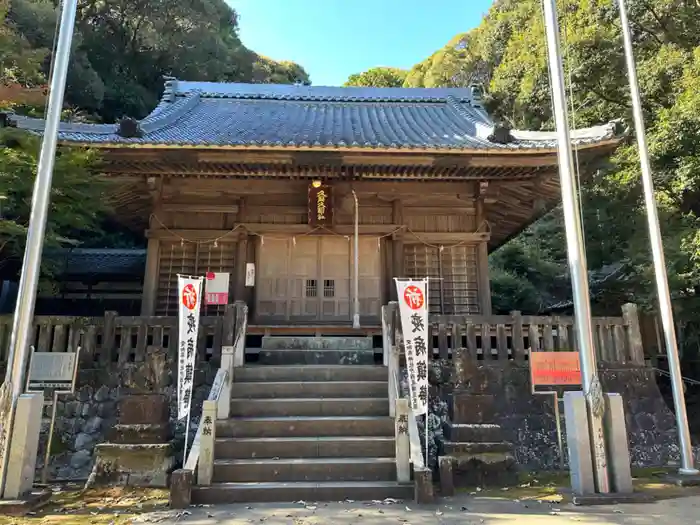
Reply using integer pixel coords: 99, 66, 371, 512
9, 81, 624, 326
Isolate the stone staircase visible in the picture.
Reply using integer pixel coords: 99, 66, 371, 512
192, 337, 413, 503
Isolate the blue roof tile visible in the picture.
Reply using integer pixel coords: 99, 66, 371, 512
9, 81, 624, 150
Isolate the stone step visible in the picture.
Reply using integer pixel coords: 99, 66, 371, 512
215, 436, 395, 459
229, 398, 389, 418
261, 336, 373, 350
234, 365, 387, 383
217, 416, 394, 438
450, 423, 504, 443
257, 349, 375, 366
444, 441, 513, 456
212, 457, 396, 483
232, 380, 388, 399
192, 481, 413, 504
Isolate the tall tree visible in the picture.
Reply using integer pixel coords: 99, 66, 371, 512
404, 0, 700, 358
345, 67, 408, 87
7, 0, 311, 121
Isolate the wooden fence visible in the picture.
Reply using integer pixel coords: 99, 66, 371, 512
386, 302, 645, 365
0, 302, 248, 366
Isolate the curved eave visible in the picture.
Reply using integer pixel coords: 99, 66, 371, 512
57, 137, 623, 156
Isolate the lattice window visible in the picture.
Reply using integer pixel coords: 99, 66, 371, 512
403, 244, 480, 314
403, 245, 442, 314
305, 279, 318, 298
156, 241, 236, 316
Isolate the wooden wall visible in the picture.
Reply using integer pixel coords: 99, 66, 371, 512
142, 178, 491, 321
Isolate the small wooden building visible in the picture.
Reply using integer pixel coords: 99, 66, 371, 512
11, 81, 623, 326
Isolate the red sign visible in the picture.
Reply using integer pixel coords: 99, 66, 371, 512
181, 283, 198, 310
530, 352, 582, 386
403, 285, 425, 310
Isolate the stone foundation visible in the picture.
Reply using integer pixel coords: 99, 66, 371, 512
35, 359, 216, 481
404, 358, 697, 475
87, 443, 173, 487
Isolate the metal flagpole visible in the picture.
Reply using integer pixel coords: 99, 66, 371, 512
616, 0, 698, 475
541, 0, 610, 493
352, 190, 360, 329
0, 0, 78, 497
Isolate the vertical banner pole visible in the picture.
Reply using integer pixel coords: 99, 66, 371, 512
183, 414, 191, 465
424, 278, 429, 464
177, 275, 203, 466
395, 277, 430, 463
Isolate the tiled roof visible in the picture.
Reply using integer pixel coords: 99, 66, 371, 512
47, 248, 147, 277
8, 80, 624, 151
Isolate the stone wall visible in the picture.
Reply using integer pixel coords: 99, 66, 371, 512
37, 358, 217, 481
405, 359, 698, 473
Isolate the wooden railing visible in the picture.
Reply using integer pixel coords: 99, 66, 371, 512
427, 303, 645, 365
0, 301, 250, 366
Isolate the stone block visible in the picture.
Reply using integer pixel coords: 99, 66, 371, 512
118, 394, 169, 425
453, 452, 519, 488
109, 423, 171, 444
4, 393, 43, 499
438, 456, 454, 497
452, 393, 495, 424
170, 469, 193, 509
563, 391, 595, 495
86, 443, 174, 488
413, 467, 434, 504
603, 393, 633, 494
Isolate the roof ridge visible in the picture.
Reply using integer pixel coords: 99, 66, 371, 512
140, 92, 201, 134
444, 95, 494, 143
169, 80, 477, 103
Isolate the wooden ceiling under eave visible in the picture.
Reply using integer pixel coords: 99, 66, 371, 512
88, 143, 620, 249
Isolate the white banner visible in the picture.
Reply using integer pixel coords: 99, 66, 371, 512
177, 275, 203, 421
395, 278, 429, 416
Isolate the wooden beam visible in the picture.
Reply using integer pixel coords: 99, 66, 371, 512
403, 232, 490, 244
161, 203, 240, 214
146, 225, 491, 242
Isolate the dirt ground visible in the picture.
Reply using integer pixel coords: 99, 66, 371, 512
1, 470, 698, 525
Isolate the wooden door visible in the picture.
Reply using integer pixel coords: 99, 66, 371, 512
256, 239, 290, 322
357, 237, 382, 322
289, 237, 321, 322
319, 237, 351, 322
256, 236, 352, 323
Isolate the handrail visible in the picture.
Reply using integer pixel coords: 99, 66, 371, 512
183, 368, 227, 480
383, 302, 400, 417
407, 409, 425, 469
183, 301, 249, 487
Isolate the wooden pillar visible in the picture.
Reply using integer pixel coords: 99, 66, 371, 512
475, 197, 492, 315
477, 242, 492, 315
234, 237, 248, 303
391, 199, 404, 301
142, 176, 163, 316
245, 235, 256, 317
140, 238, 160, 316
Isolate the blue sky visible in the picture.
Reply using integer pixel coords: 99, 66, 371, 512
226, 0, 494, 86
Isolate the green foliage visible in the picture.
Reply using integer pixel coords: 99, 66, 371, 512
345, 67, 408, 87
0, 128, 112, 287
406, 0, 700, 358
6, 0, 311, 121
